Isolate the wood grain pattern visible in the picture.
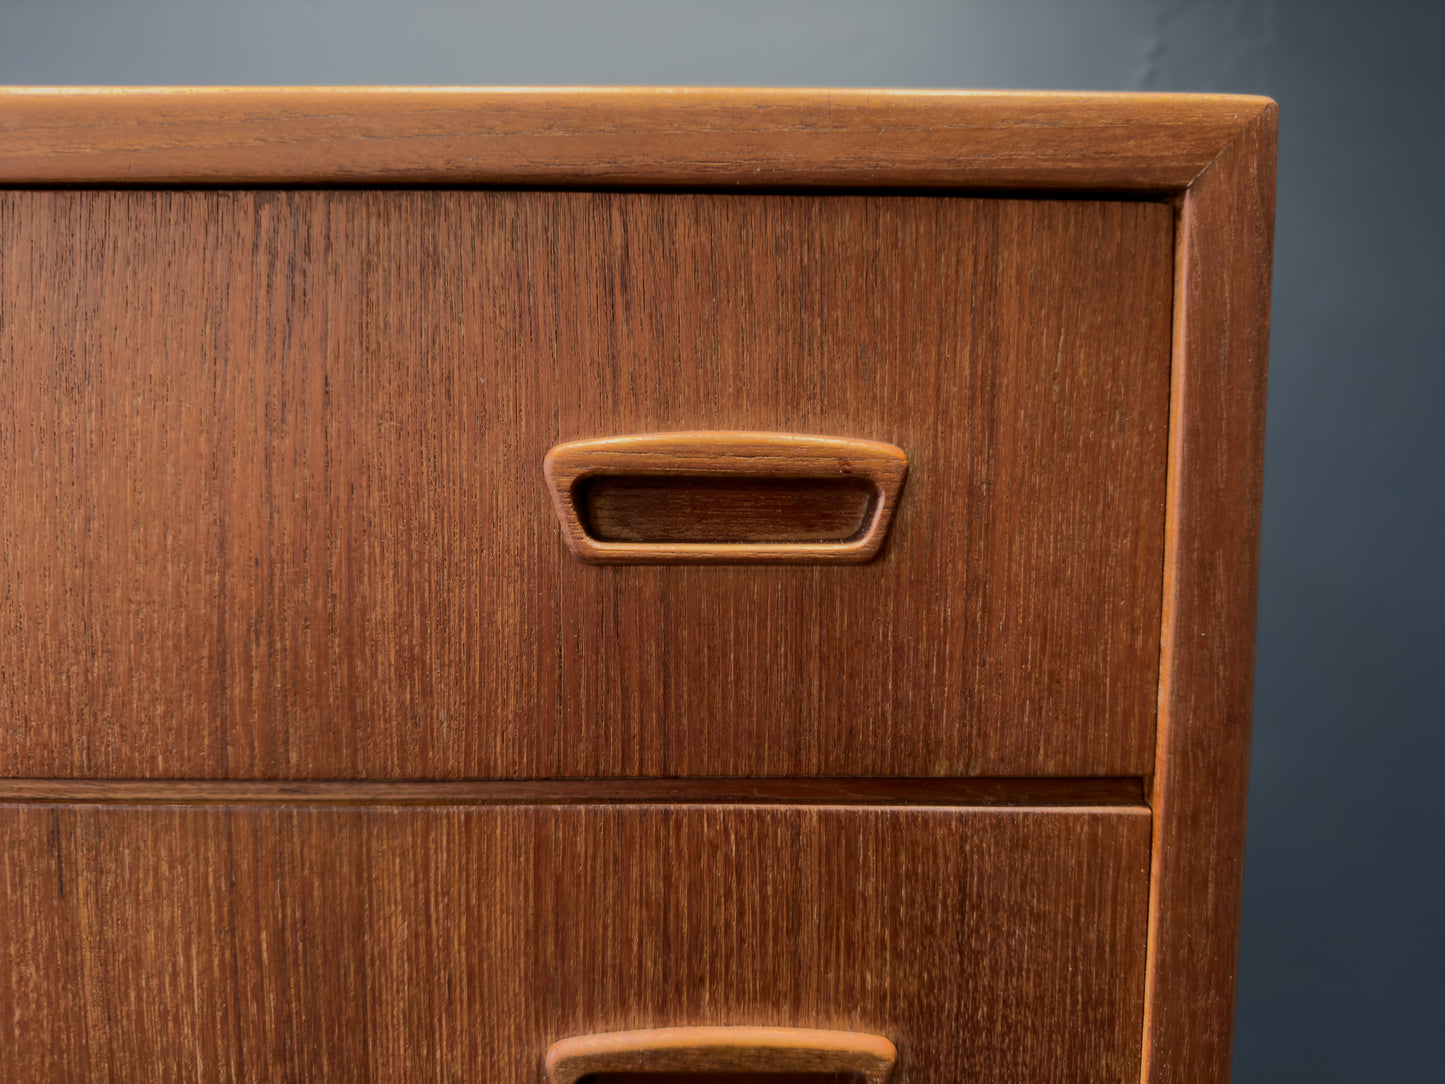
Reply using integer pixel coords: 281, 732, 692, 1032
545, 1026, 896, 1084
1142, 103, 1277, 1083
544, 432, 907, 563
0, 190, 1173, 780
0, 803, 1151, 1082
0, 87, 1272, 190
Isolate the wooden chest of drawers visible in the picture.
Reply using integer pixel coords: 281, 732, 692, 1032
0, 88, 1275, 1083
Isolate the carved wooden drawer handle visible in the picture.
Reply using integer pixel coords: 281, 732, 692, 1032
544, 431, 908, 564
545, 1025, 898, 1083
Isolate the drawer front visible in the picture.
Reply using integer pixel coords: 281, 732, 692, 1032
0, 189, 1172, 779
1, 802, 1151, 1082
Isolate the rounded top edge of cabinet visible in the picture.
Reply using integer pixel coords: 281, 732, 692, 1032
0, 86, 1276, 190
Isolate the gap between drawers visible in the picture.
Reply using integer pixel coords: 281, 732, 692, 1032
0, 776, 1146, 808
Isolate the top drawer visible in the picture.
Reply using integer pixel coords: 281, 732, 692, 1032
0, 188, 1171, 779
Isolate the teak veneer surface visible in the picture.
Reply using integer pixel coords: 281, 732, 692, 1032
0, 803, 1151, 1083
0, 189, 1173, 780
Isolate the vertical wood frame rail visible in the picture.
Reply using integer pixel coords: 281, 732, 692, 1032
0, 88, 1276, 1084
1146, 101, 1276, 1084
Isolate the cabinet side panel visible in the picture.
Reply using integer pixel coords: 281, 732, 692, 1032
1144, 105, 1276, 1083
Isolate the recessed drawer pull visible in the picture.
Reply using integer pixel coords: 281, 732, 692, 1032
545, 1025, 898, 1084
544, 431, 908, 564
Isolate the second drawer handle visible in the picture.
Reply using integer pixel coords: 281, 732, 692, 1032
545, 1025, 898, 1083
543, 431, 908, 565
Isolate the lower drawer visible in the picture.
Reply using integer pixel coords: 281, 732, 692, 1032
2, 803, 1150, 1082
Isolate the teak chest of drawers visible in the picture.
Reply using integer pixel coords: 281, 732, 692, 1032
0, 88, 1275, 1083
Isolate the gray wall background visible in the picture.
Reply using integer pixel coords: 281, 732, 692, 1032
3, 2, 1440, 1080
